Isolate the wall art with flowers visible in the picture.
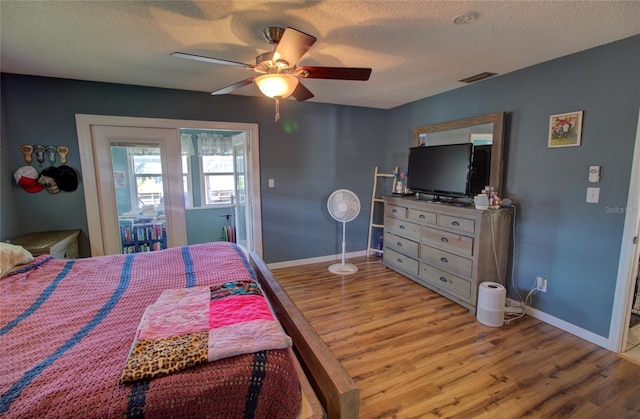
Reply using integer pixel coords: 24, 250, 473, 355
548, 111, 583, 148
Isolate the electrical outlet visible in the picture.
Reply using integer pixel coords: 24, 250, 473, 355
536, 276, 547, 293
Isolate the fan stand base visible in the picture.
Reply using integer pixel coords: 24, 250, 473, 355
328, 262, 359, 275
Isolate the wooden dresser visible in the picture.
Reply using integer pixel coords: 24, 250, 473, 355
9, 230, 81, 259
382, 196, 512, 314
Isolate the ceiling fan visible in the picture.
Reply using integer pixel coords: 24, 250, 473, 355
171, 27, 372, 120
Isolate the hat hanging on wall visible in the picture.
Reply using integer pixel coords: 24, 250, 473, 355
38, 166, 60, 194
55, 165, 78, 192
14, 166, 44, 193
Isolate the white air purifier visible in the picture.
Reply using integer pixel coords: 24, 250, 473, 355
476, 282, 506, 327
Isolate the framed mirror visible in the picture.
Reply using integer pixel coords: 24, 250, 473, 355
412, 112, 506, 197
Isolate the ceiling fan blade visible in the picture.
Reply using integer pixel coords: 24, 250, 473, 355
273, 27, 317, 66
291, 81, 314, 102
211, 78, 255, 95
171, 52, 255, 70
296, 66, 372, 81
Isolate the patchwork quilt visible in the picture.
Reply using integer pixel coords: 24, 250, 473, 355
120, 280, 292, 383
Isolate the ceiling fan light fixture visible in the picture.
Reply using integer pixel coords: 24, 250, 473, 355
255, 74, 299, 99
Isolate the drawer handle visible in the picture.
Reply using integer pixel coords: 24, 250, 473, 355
419, 214, 425, 219
392, 209, 398, 213
399, 225, 405, 230
451, 221, 460, 226
440, 237, 448, 243
440, 257, 448, 263
396, 242, 403, 247
64, 251, 70, 258
439, 276, 448, 283
397, 258, 403, 264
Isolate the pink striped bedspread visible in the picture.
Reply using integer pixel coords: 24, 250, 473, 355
1, 242, 301, 418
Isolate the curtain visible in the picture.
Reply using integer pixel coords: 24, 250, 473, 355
180, 133, 195, 156
197, 132, 233, 156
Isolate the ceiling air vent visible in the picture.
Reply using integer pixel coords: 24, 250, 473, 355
459, 72, 497, 84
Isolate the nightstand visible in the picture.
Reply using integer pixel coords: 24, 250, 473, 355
9, 230, 81, 259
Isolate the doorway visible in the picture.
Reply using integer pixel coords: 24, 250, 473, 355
179, 129, 254, 250
609, 109, 640, 352
76, 115, 262, 257
91, 125, 186, 255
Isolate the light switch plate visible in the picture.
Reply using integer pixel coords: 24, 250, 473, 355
268, 178, 275, 188
586, 187, 600, 203
588, 165, 600, 183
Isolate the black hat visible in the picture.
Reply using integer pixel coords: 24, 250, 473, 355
38, 167, 60, 194
55, 165, 78, 192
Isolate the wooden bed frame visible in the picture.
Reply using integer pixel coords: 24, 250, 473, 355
250, 252, 359, 419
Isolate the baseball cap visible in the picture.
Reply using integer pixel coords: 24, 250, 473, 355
55, 165, 78, 192
38, 167, 60, 194
14, 166, 44, 193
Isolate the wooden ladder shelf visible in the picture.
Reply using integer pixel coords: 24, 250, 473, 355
367, 166, 397, 256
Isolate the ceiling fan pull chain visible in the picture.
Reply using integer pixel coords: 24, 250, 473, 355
274, 97, 281, 121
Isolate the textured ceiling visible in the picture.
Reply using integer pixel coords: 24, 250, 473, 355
1, 1, 639, 109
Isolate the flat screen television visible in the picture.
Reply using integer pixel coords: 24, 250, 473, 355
406, 143, 473, 201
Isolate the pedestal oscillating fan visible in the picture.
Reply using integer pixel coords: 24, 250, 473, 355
327, 189, 361, 274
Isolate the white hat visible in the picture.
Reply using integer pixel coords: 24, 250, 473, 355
14, 166, 44, 193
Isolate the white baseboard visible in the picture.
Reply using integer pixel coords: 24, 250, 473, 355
525, 305, 609, 349
267, 250, 368, 270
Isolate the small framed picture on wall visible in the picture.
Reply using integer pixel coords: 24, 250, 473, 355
548, 111, 583, 148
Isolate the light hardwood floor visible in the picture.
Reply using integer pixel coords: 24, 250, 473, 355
272, 256, 640, 418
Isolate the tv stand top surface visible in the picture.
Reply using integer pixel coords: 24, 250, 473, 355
385, 195, 507, 213
413, 193, 473, 207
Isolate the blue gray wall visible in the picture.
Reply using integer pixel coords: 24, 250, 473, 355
0, 73, 388, 262
385, 35, 640, 337
1, 35, 639, 339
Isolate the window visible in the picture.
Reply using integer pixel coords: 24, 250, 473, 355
193, 132, 236, 207
202, 154, 234, 205
132, 154, 163, 208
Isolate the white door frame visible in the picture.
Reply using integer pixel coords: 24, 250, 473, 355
232, 132, 250, 250
609, 108, 640, 352
75, 114, 262, 257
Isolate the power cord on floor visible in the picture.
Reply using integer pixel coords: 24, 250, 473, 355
504, 281, 537, 324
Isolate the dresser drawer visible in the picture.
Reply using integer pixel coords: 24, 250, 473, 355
386, 218, 421, 240
420, 245, 473, 278
384, 232, 419, 259
51, 241, 79, 259
420, 264, 471, 300
385, 204, 407, 219
407, 208, 437, 225
437, 214, 475, 234
384, 248, 420, 276
9, 230, 80, 259
421, 226, 474, 257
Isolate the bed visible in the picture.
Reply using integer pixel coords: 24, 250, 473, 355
1, 241, 357, 418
